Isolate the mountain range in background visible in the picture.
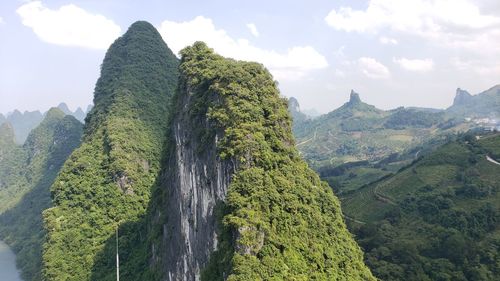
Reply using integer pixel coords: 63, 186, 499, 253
0, 103, 92, 144
291, 86, 500, 168
448, 85, 500, 119
288, 86, 500, 280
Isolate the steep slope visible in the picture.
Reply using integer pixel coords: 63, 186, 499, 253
447, 85, 500, 118
7, 110, 44, 144
56, 103, 72, 115
0, 113, 5, 125
42, 21, 179, 281
73, 107, 86, 122
145, 42, 374, 280
0, 122, 29, 212
288, 97, 310, 134
0, 108, 83, 281
343, 132, 500, 280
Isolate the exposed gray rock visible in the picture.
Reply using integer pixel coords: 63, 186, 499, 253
161, 86, 235, 281
453, 88, 473, 106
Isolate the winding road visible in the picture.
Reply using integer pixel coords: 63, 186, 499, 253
486, 155, 500, 166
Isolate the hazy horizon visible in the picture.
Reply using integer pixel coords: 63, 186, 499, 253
1, 0, 500, 114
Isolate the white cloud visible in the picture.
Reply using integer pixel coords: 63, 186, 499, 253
394, 57, 434, 72
358, 57, 390, 79
246, 23, 259, 37
334, 69, 346, 78
16, 1, 121, 49
0, 17, 3, 24
158, 16, 328, 81
325, 0, 500, 53
451, 57, 500, 76
379, 36, 398, 45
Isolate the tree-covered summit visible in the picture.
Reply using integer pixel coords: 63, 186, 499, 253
42, 21, 179, 281
173, 42, 375, 280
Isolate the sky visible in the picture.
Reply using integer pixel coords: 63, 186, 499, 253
1, 0, 500, 115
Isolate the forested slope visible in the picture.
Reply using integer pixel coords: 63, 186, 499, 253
0, 108, 82, 281
343, 132, 500, 280
42, 21, 179, 281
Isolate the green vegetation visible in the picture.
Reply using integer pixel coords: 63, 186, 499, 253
292, 91, 477, 169
342, 132, 500, 280
42, 21, 179, 281
384, 108, 444, 129
0, 108, 82, 281
175, 42, 375, 280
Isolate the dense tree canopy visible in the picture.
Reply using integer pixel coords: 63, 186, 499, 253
42, 21, 179, 281
0, 108, 82, 281
174, 42, 375, 280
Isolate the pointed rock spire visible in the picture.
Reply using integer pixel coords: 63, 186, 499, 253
453, 88, 472, 106
349, 90, 362, 104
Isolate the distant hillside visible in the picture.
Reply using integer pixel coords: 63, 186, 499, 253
0, 109, 82, 281
342, 132, 500, 280
0, 104, 88, 144
57, 103, 87, 122
447, 85, 500, 118
5, 110, 44, 144
293, 90, 468, 167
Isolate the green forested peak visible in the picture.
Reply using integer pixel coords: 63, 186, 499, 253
87, 20, 179, 135
44, 108, 66, 121
43, 21, 179, 281
176, 42, 375, 280
23, 108, 82, 158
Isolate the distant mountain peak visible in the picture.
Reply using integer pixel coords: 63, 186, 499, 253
349, 90, 362, 104
288, 97, 301, 113
45, 107, 66, 120
453, 88, 472, 106
57, 103, 71, 115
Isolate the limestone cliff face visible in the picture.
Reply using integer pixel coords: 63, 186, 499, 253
453, 88, 473, 106
157, 42, 375, 281
162, 84, 235, 280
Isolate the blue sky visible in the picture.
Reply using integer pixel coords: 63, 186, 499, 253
1, 0, 499, 114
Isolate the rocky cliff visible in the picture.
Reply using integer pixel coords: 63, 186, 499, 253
153, 42, 375, 281
41, 22, 374, 280
447, 85, 500, 117
161, 74, 235, 279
